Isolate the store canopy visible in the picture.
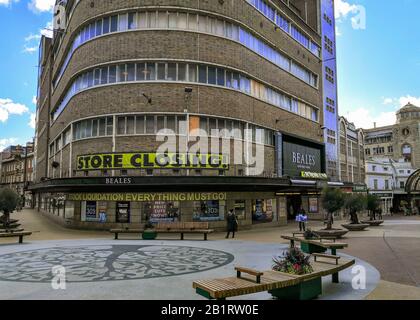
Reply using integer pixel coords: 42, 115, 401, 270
405, 169, 420, 194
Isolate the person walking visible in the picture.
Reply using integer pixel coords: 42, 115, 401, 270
296, 206, 308, 232
226, 209, 238, 239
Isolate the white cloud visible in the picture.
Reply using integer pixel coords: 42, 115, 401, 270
0, 0, 18, 7
28, 0, 55, 13
0, 138, 18, 152
335, 0, 359, 20
382, 97, 394, 105
398, 95, 420, 108
23, 45, 38, 54
23, 21, 53, 54
28, 113, 36, 129
345, 107, 396, 129
32, 96, 37, 105
0, 98, 29, 123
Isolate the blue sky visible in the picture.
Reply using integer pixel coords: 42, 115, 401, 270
0, 0, 419, 151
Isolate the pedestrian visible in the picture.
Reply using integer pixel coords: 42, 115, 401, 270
296, 206, 308, 232
226, 209, 238, 239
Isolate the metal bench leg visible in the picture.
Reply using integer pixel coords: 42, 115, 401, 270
332, 273, 339, 283
115, 233, 118, 240
290, 240, 295, 248
204, 233, 208, 241
19, 235, 23, 244
181, 233, 184, 240
331, 248, 337, 255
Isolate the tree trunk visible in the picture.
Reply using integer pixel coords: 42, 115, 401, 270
326, 212, 333, 230
350, 210, 359, 224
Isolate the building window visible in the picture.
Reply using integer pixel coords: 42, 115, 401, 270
193, 200, 225, 221
400, 181, 405, 189
373, 179, 378, 190
53, 9, 318, 92
53, 61, 319, 123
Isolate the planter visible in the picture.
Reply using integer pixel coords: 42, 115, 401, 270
269, 277, 322, 300
301, 242, 327, 254
313, 229, 348, 239
341, 224, 370, 231
142, 230, 157, 240
361, 220, 384, 226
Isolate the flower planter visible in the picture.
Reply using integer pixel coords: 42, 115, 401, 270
300, 242, 327, 254
341, 224, 370, 231
142, 230, 157, 240
269, 276, 322, 300
361, 220, 384, 226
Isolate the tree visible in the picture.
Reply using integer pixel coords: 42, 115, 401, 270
366, 194, 381, 220
0, 187, 20, 226
321, 187, 345, 230
344, 194, 367, 224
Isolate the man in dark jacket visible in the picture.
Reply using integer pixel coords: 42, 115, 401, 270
226, 209, 238, 239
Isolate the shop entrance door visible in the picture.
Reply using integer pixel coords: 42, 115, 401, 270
287, 195, 302, 220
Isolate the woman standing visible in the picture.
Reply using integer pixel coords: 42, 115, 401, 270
226, 209, 238, 239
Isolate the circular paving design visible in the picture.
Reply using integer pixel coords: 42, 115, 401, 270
0, 245, 234, 283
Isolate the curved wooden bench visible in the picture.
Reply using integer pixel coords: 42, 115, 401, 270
193, 256, 355, 300
0, 231, 32, 244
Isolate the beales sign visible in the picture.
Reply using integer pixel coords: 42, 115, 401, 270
283, 141, 322, 177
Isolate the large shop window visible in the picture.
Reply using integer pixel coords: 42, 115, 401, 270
193, 200, 225, 222
116, 201, 130, 223
234, 200, 246, 220
252, 199, 276, 224
142, 201, 180, 223
81, 201, 107, 222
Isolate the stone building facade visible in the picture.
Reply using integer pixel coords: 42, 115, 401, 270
31, 0, 340, 230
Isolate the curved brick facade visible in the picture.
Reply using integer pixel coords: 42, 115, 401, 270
33, 0, 332, 230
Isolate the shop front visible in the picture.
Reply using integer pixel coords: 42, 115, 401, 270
31, 176, 292, 231
276, 133, 327, 221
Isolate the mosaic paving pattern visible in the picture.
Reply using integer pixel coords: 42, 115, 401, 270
0, 245, 234, 283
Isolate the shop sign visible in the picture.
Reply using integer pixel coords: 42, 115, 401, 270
77, 153, 229, 170
300, 171, 328, 180
353, 185, 367, 193
283, 142, 322, 177
67, 192, 227, 202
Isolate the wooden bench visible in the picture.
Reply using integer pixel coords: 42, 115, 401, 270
0, 231, 32, 244
156, 222, 214, 241
110, 229, 144, 240
0, 228, 24, 233
281, 234, 348, 255
110, 222, 214, 241
193, 255, 355, 300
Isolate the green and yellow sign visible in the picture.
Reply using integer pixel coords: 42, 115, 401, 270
77, 153, 229, 171
300, 171, 328, 180
67, 192, 227, 202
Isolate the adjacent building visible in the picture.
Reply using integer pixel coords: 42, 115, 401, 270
363, 102, 420, 213
30, 0, 341, 230
0, 144, 34, 206
338, 116, 365, 186
365, 158, 394, 214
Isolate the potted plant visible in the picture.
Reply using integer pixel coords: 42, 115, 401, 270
314, 187, 348, 239
142, 221, 157, 240
269, 247, 320, 300
0, 187, 20, 230
361, 194, 384, 226
342, 194, 370, 231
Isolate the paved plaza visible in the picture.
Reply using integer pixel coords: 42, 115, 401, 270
0, 209, 419, 300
